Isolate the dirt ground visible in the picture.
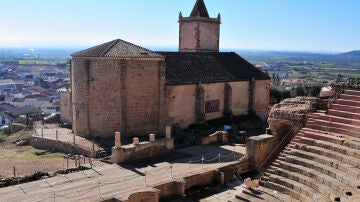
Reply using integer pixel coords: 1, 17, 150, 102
0, 129, 78, 178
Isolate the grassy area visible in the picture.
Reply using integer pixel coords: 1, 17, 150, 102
18, 60, 49, 65
0, 132, 8, 141
0, 146, 64, 161
327, 72, 360, 78
286, 65, 308, 69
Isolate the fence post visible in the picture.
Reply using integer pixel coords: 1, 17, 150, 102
144, 171, 147, 186
92, 139, 95, 155
98, 180, 100, 198
13, 166, 16, 177
218, 153, 221, 164
170, 164, 173, 178
41, 128, 43, 138
73, 133, 75, 145
56, 130, 58, 141
201, 155, 204, 169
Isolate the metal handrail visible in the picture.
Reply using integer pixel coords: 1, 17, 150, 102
328, 82, 345, 108
258, 109, 308, 176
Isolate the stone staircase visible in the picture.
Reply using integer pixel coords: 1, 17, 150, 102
235, 89, 360, 201
219, 166, 236, 183
258, 89, 360, 201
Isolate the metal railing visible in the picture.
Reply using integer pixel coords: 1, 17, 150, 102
258, 108, 310, 178
328, 82, 346, 108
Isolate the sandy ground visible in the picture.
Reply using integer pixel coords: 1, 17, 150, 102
0, 129, 79, 178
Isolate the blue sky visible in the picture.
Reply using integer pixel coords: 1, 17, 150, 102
0, 0, 359, 52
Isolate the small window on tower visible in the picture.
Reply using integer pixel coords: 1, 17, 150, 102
205, 100, 220, 113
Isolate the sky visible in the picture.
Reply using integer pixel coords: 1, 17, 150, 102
0, 0, 359, 52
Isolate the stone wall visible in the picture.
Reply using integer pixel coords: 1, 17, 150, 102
179, 17, 220, 52
30, 136, 92, 157
127, 191, 159, 202
253, 80, 271, 115
166, 80, 269, 129
155, 181, 185, 199
111, 133, 174, 164
71, 57, 165, 138
268, 96, 317, 136
230, 81, 250, 115
201, 131, 229, 145
60, 91, 72, 123
246, 134, 277, 170
71, 58, 90, 136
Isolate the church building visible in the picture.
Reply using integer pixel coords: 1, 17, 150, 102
68, 0, 270, 138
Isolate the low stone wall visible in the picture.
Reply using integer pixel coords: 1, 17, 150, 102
201, 131, 229, 145
246, 134, 277, 170
112, 138, 174, 163
154, 180, 185, 199
30, 137, 92, 157
184, 170, 218, 190
127, 191, 160, 202
112, 128, 175, 164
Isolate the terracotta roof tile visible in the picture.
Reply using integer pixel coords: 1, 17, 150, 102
71, 39, 162, 58
157, 52, 270, 85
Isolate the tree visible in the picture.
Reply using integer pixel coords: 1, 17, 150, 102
308, 84, 322, 97
291, 85, 306, 97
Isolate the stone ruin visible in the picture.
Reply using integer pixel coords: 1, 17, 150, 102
268, 97, 318, 137
111, 126, 174, 163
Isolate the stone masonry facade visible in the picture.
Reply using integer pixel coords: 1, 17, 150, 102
71, 57, 165, 137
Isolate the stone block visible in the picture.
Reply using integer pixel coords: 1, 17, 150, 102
166, 126, 172, 139
133, 137, 140, 145
149, 134, 155, 142
115, 131, 121, 148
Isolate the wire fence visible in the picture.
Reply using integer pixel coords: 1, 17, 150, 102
32, 123, 102, 157
5, 149, 248, 201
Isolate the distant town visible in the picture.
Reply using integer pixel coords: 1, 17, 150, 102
0, 48, 359, 128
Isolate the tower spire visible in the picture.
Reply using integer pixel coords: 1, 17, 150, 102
190, 0, 209, 18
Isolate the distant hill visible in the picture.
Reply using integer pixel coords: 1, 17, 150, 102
338, 50, 360, 57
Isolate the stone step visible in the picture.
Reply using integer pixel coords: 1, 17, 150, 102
274, 159, 359, 197
298, 130, 345, 145
335, 99, 360, 107
340, 93, 360, 101
293, 134, 360, 159
256, 186, 298, 202
304, 124, 359, 139
301, 127, 360, 143
267, 174, 328, 201
281, 153, 360, 189
307, 113, 360, 127
237, 188, 289, 202
307, 118, 360, 133
301, 127, 360, 150
328, 109, 360, 120
331, 103, 360, 113
283, 147, 360, 179
345, 89, 360, 97
268, 165, 341, 201
219, 166, 235, 183
290, 142, 360, 170
260, 180, 312, 201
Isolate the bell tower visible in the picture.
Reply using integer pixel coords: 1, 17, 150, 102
179, 0, 221, 52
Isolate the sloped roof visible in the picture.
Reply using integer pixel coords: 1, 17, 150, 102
0, 103, 42, 115
157, 52, 270, 85
190, 0, 209, 17
71, 39, 162, 58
